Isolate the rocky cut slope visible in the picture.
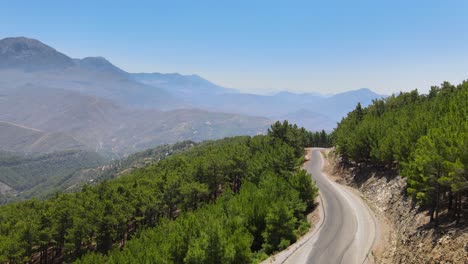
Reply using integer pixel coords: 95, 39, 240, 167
324, 150, 467, 264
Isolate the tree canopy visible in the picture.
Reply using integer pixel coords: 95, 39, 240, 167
0, 122, 318, 263
333, 81, 467, 225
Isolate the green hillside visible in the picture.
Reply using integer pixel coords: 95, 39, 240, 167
0, 122, 318, 263
334, 81, 467, 224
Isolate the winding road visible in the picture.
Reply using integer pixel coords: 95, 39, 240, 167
284, 148, 377, 264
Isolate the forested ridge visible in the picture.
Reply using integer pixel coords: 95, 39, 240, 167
0, 121, 318, 263
69, 141, 197, 188
334, 81, 467, 225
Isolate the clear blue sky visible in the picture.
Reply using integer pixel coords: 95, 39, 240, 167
1, 0, 467, 94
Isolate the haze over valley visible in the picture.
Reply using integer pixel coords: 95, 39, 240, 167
0, 37, 382, 156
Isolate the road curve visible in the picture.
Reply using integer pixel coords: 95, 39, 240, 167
285, 149, 376, 264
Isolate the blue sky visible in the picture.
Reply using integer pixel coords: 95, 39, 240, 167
1, 0, 467, 94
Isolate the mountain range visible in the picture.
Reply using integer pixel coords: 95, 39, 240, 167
0, 37, 383, 156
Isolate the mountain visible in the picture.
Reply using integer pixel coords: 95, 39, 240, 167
0, 37, 179, 109
0, 121, 86, 153
0, 83, 269, 155
131, 71, 382, 130
0, 64, 180, 110
0, 37, 383, 132
317, 88, 380, 118
144, 88, 383, 131
221, 89, 383, 130
279, 109, 336, 131
77, 56, 129, 76
0, 84, 122, 151
322, 88, 383, 124
0, 37, 74, 71
0, 150, 106, 203
0, 36, 382, 156
131, 72, 239, 107
132, 72, 238, 95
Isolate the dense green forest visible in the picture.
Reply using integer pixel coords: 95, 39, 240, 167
267, 124, 332, 153
334, 81, 467, 225
305, 129, 333, 149
0, 150, 106, 204
70, 141, 197, 187
0, 121, 318, 263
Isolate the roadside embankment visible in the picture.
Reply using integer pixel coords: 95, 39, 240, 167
324, 149, 467, 264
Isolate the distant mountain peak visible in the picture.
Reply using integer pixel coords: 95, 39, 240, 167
81, 56, 110, 63
0, 37, 52, 50
131, 72, 239, 96
78, 56, 128, 76
274, 91, 296, 96
0, 37, 74, 71
354, 87, 373, 93
273, 90, 325, 98
1, 36, 47, 48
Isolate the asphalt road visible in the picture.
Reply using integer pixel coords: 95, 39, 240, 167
284, 149, 376, 264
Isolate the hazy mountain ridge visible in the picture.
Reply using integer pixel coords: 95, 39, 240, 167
132, 71, 382, 131
0, 36, 382, 155
0, 84, 269, 155
0, 37, 383, 120
76, 56, 129, 76
0, 37, 75, 71
132, 72, 238, 95
0, 37, 271, 155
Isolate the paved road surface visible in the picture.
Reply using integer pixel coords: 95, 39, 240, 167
284, 149, 376, 264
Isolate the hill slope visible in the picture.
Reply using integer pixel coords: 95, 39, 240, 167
0, 121, 86, 153
0, 84, 269, 155
333, 81, 467, 262
0, 150, 106, 203
0, 123, 318, 263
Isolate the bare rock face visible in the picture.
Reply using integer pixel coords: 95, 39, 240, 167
330, 153, 467, 264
